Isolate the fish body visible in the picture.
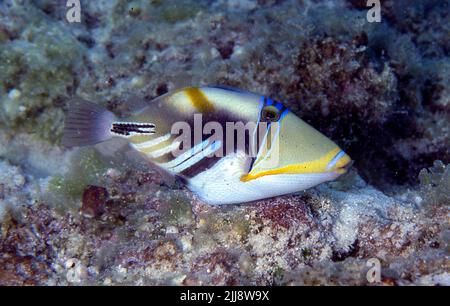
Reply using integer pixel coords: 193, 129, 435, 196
62, 86, 351, 205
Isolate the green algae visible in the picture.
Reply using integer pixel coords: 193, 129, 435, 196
47, 148, 110, 206
301, 248, 313, 259
274, 266, 285, 281
194, 210, 252, 247
160, 1, 203, 23
112, 0, 203, 24
232, 220, 250, 242
419, 160, 450, 207
0, 18, 84, 144
127, 2, 142, 17
162, 191, 194, 227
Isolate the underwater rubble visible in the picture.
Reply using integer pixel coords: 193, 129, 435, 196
0, 0, 449, 285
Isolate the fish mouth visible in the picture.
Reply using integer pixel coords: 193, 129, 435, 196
326, 150, 352, 175
335, 159, 353, 174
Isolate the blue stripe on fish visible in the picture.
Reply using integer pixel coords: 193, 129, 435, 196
275, 101, 284, 111
326, 149, 346, 171
278, 107, 289, 121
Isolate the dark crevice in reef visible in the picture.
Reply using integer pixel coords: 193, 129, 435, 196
291, 27, 450, 191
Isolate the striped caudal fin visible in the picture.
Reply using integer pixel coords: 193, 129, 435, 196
62, 98, 117, 147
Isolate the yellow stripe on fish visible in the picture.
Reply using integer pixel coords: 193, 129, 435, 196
128, 134, 154, 144
240, 147, 351, 182
184, 87, 215, 114
135, 137, 174, 154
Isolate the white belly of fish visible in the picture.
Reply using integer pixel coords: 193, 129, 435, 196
187, 151, 337, 205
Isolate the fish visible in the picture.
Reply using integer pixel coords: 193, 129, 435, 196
62, 86, 352, 205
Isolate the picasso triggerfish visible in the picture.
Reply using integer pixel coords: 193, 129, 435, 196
62, 86, 351, 204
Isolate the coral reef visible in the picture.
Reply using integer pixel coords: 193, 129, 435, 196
0, 166, 448, 285
0, 2, 84, 143
0, 0, 449, 285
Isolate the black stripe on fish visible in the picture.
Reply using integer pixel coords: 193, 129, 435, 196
148, 107, 274, 180
180, 158, 220, 178
179, 113, 255, 178
111, 122, 156, 136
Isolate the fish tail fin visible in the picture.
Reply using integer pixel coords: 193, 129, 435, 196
61, 98, 117, 147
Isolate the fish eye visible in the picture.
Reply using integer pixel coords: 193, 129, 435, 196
261, 106, 279, 122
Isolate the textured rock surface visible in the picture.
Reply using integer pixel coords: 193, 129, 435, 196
0, 0, 449, 285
